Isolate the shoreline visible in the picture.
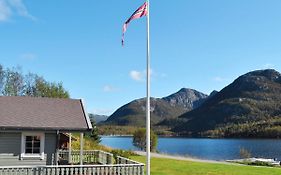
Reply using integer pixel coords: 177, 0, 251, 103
134, 151, 235, 164
101, 135, 281, 140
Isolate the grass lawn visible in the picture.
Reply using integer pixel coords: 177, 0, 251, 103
131, 156, 281, 175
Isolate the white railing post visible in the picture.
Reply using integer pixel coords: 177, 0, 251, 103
69, 133, 72, 164
80, 132, 84, 165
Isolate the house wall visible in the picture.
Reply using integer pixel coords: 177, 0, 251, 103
0, 132, 57, 166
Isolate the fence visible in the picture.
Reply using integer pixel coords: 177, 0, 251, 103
116, 156, 141, 165
58, 150, 114, 165
0, 150, 144, 175
0, 164, 144, 175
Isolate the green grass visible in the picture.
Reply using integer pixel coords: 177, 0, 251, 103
131, 156, 281, 175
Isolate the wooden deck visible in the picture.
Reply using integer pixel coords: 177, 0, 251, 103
0, 150, 144, 175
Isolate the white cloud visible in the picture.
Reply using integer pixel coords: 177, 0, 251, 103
20, 53, 37, 60
213, 76, 227, 82
130, 70, 144, 82
263, 63, 275, 69
103, 85, 118, 92
0, 0, 35, 22
8, 0, 36, 20
129, 69, 166, 82
0, 0, 11, 21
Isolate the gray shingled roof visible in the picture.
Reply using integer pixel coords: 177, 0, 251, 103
0, 96, 92, 131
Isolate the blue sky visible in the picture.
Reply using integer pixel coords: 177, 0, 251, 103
1, 0, 281, 115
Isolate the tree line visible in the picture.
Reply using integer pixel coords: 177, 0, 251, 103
201, 117, 281, 138
0, 64, 69, 98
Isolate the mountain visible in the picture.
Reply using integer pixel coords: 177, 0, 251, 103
103, 88, 208, 127
208, 90, 218, 98
89, 114, 109, 123
163, 88, 208, 110
173, 69, 281, 138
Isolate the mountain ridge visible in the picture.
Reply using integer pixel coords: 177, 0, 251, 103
103, 88, 208, 127
172, 69, 281, 138
101, 69, 281, 138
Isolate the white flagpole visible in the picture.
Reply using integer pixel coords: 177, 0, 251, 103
146, 0, 151, 175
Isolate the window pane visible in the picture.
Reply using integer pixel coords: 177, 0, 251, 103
33, 148, 40, 154
33, 142, 40, 148
26, 136, 33, 141
26, 148, 32, 153
34, 136, 41, 141
26, 142, 33, 147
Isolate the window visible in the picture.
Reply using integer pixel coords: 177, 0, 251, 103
21, 133, 45, 160
25, 136, 41, 154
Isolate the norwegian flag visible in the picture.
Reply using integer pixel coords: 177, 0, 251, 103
122, 2, 148, 46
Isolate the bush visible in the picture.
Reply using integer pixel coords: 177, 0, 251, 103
111, 149, 137, 160
133, 128, 158, 152
246, 161, 273, 167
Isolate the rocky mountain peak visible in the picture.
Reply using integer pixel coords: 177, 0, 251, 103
104, 87, 208, 126
226, 69, 281, 93
239, 69, 281, 83
162, 88, 208, 110
209, 90, 218, 97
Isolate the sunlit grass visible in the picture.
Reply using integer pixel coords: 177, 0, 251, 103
71, 133, 111, 151
131, 156, 281, 175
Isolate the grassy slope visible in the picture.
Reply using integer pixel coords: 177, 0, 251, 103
131, 156, 281, 175
71, 133, 112, 151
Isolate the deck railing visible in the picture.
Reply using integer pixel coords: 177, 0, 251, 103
0, 150, 144, 175
58, 150, 114, 165
0, 164, 144, 175
116, 156, 141, 165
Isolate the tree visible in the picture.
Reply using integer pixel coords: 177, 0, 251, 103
24, 73, 38, 96
133, 128, 158, 152
3, 67, 24, 96
0, 64, 69, 98
0, 65, 4, 94
34, 76, 49, 97
90, 120, 101, 143
48, 82, 69, 98
34, 77, 69, 98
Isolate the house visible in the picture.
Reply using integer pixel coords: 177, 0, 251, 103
0, 96, 144, 175
0, 96, 92, 166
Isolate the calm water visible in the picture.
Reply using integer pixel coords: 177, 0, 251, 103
101, 136, 281, 161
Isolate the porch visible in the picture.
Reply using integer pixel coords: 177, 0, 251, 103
57, 150, 114, 165
0, 150, 144, 175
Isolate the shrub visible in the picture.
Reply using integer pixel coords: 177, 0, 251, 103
133, 128, 158, 152
111, 149, 137, 160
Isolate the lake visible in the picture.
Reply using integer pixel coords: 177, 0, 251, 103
101, 136, 281, 161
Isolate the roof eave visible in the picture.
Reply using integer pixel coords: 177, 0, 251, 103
80, 99, 93, 130
0, 127, 91, 133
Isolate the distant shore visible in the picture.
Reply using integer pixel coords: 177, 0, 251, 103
101, 134, 281, 139
101, 134, 133, 137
